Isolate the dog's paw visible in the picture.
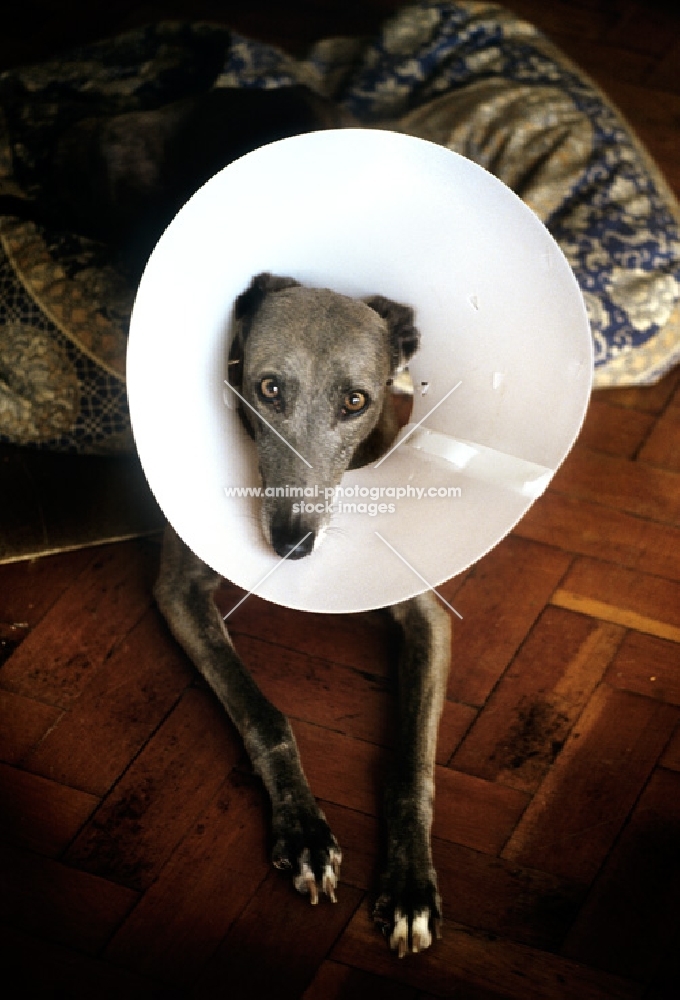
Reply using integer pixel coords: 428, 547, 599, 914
271, 809, 342, 904
373, 867, 442, 957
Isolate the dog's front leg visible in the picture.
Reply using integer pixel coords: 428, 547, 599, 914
155, 527, 341, 903
375, 592, 451, 956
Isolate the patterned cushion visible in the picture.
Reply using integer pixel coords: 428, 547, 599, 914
1, 3, 678, 453
0, 23, 230, 453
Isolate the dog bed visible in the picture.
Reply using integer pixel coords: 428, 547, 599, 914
1, 1, 679, 454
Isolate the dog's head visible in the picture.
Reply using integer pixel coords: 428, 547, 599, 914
228, 272, 419, 558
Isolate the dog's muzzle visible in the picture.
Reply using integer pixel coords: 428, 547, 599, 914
269, 508, 316, 559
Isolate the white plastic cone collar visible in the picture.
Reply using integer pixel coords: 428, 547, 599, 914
127, 129, 592, 613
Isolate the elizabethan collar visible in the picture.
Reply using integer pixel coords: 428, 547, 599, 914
127, 130, 592, 613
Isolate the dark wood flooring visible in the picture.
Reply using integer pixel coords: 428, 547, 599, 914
1, 2, 680, 998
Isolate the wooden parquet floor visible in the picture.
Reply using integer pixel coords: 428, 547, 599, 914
1, 2, 679, 998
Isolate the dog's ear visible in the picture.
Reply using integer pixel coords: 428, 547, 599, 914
234, 271, 301, 322
364, 294, 419, 374
229, 272, 300, 384
228, 273, 301, 438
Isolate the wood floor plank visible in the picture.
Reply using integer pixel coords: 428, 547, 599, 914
0, 688, 60, 764
552, 557, 680, 641
293, 722, 528, 856
443, 536, 572, 707
513, 491, 680, 581
646, 925, 680, 1000
0, 541, 158, 708
452, 608, 624, 792
105, 768, 269, 985
502, 0, 620, 42
603, 2, 680, 58
549, 446, 680, 525
502, 686, 678, 881
593, 369, 680, 415
649, 34, 680, 92
315, 803, 380, 896
302, 960, 419, 1000
577, 399, 655, 458
297, 802, 580, 952
605, 630, 680, 705
218, 588, 396, 675
331, 912, 644, 1000
219, 574, 469, 679
659, 725, 680, 772
0, 545, 94, 628
64, 687, 241, 890
0, 927, 167, 1000
432, 767, 528, 856
411, 988, 512, 1000
0, 620, 29, 668
23, 607, 193, 796
552, 593, 680, 642
561, 768, 680, 983
437, 700, 478, 765
293, 720, 384, 818
229, 611, 474, 763
431, 837, 584, 951
0, 842, 138, 954
191, 872, 363, 1000
239, 633, 395, 749
637, 392, 680, 473
0, 762, 98, 856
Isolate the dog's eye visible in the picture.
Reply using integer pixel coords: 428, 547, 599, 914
341, 390, 368, 418
259, 377, 281, 401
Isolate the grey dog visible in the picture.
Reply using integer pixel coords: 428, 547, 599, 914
155, 272, 451, 957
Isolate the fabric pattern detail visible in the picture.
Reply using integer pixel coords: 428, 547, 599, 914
1, 4, 678, 453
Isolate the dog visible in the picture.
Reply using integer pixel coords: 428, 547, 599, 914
154, 272, 451, 957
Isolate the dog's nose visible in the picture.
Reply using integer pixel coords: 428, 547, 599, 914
271, 525, 315, 559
